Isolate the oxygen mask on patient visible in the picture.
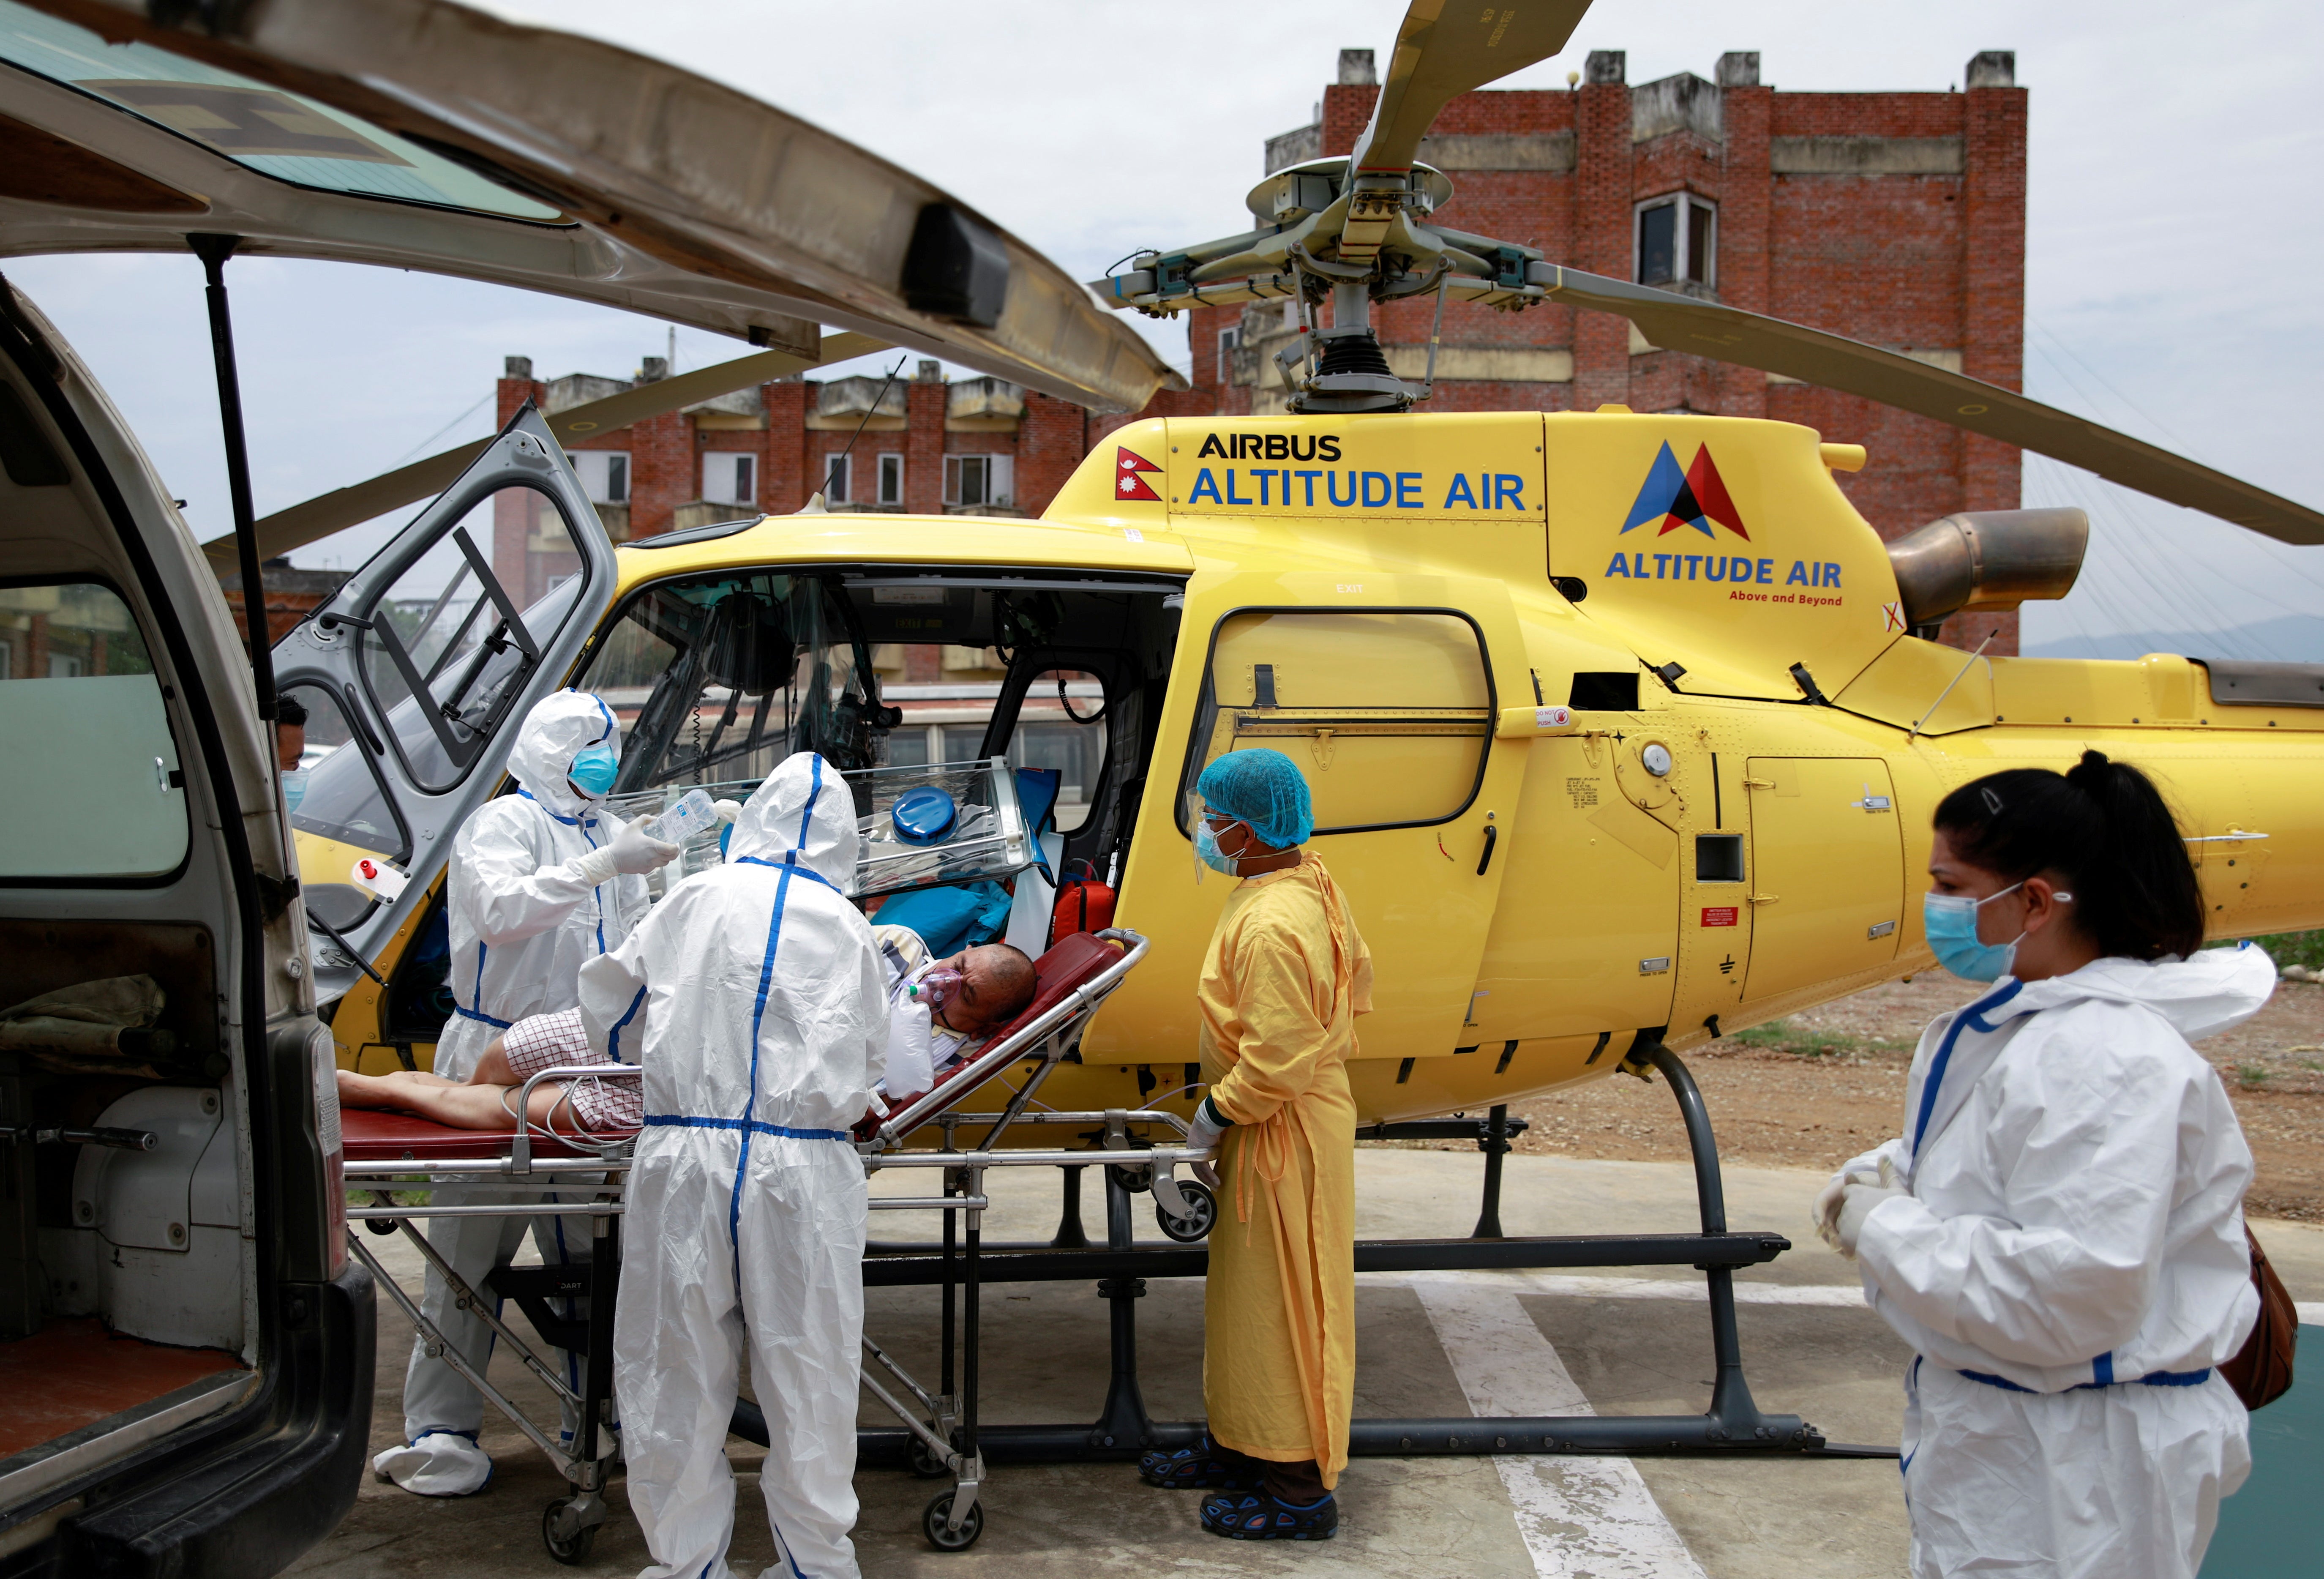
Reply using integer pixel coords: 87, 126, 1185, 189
905, 966, 966, 1014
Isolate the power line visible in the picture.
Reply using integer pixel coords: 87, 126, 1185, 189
390, 391, 493, 469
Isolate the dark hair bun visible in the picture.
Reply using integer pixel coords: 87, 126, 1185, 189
1934, 751, 2204, 962
2063, 748, 2112, 795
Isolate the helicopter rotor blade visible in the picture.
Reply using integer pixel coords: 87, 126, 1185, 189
1539, 265, 2324, 546
199, 332, 887, 570
1351, 0, 1596, 175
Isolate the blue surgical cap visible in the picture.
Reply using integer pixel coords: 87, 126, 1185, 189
1197, 748, 1314, 849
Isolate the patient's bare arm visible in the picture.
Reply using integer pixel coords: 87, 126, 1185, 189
336, 1066, 561, 1131
469, 1037, 516, 1087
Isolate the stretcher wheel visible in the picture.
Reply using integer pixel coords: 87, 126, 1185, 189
1154, 1179, 1216, 1243
363, 1217, 400, 1235
907, 1433, 951, 1479
923, 1490, 984, 1551
542, 1497, 597, 1565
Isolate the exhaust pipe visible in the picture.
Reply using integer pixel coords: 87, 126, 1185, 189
1885, 508, 2088, 638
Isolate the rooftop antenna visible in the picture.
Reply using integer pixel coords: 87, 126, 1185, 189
814, 357, 906, 507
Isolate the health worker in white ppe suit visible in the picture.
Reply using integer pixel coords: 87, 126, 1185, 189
374, 690, 678, 1496
1817, 750, 2268, 1579
579, 752, 887, 1579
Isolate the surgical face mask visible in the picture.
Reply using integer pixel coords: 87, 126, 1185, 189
279, 768, 308, 814
1924, 882, 2054, 983
1195, 819, 1246, 879
567, 741, 619, 799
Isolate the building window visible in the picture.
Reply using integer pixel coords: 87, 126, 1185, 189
823, 453, 850, 504
944, 453, 1014, 509
1217, 325, 1241, 377
703, 452, 757, 507
573, 449, 628, 504
1635, 196, 1716, 288
878, 453, 904, 506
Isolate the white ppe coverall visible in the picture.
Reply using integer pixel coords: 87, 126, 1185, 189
580, 752, 887, 1579
382, 691, 650, 1494
1834, 944, 2272, 1579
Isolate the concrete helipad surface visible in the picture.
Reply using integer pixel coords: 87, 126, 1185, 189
291, 1147, 2324, 1578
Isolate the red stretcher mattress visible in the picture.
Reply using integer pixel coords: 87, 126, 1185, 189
341, 1107, 612, 1163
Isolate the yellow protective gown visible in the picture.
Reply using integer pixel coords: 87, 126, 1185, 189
1197, 852, 1372, 1487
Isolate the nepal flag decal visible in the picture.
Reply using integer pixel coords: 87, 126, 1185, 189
1621, 441, 1749, 540
1115, 446, 1162, 502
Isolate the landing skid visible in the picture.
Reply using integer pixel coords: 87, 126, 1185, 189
850, 1044, 1900, 1465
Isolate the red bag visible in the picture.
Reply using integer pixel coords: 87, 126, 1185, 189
2221, 1226, 2298, 1411
1049, 868, 1116, 946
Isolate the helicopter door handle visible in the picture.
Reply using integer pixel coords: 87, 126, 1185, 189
1748, 893, 1779, 904
1476, 824, 1498, 876
1742, 777, 1776, 790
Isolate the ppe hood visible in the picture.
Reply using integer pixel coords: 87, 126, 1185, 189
2004, 942, 2278, 1044
506, 689, 619, 820
730, 752, 858, 890
0, 0, 1181, 412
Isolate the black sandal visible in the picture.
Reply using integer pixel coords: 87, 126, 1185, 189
1138, 1435, 1263, 1492
1199, 1490, 1340, 1540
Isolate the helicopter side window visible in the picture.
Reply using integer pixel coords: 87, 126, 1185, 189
1176, 609, 1493, 836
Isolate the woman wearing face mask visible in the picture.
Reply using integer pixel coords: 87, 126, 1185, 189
1140, 747, 1372, 1541
1817, 750, 2271, 1579
374, 689, 679, 1498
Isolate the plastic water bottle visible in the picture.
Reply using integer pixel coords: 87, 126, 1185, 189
904, 967, 965, 1013
645, 788, 719, 846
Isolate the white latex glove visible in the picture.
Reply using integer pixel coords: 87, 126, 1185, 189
714, 798, 743, 827
1812, 1171, 1852, 1252
568, 843, 619, 888
1186, 1095, 1227, 1193
1834, 1180, 1907, 1261
607, 815, 682, 876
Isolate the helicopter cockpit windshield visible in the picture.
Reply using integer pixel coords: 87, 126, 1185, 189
582, 572, 891, 802
575, 569, 1185, 898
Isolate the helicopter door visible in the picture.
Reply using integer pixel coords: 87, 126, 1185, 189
273, 406, 618, 987
1163, 574, 1532, 1060
1740, 759, 1905, 1004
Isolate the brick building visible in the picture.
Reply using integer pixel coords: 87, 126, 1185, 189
221, 558, 351, 646
500, 44, 2027, 649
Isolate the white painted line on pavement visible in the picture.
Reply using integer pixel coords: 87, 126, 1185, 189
1370, 1266, 1871, 1309
1416, 1281, 1708, 1579
2299, 1301, 2324, 1325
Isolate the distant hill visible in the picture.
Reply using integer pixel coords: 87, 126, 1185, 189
2024, 615, 2324, 663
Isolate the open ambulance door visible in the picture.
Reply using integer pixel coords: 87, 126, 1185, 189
273, 405, 618, 1004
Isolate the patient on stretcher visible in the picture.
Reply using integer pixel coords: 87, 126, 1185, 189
871, 929, 1037, 1107
335, 1008, 643, 1134
333, 934, 1037, 1134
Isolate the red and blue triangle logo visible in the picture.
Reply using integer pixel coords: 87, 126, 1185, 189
1621, 442, 1749, 540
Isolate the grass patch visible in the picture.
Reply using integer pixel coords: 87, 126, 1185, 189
2237, 1063, 2272, 1089
1731, 1019, 1879, 1059
2247, 930, 2324, 971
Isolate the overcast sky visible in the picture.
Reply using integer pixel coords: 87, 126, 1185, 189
8, 0, 2321, 654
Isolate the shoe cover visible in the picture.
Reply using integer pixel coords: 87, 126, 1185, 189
371, 1430, 493, 1496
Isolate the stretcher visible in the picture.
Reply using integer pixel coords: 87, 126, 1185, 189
337, 923, 1165, 1562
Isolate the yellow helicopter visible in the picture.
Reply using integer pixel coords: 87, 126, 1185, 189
219, 1, 2321, 1126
